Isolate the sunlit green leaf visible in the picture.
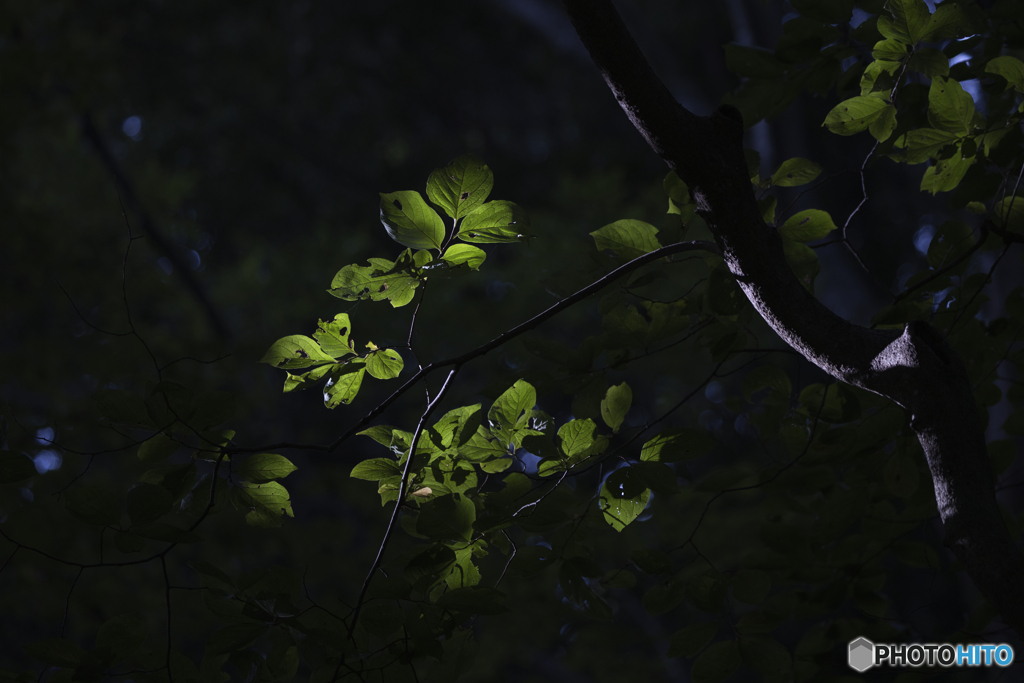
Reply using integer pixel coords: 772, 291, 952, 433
599, 467, 650, 532
312, 313, 354, 358
379, 190, 445, 250
590, 219, 662, 260
557, 418, 596, 459
868, 105, 897, 142
600, 382, 632, 432
769, 158, 822, 187
426, 154, 494, 219
259, 335, 336, 370
233, 480, 294, 527
822, 96, 889, 135
779, 209, 836, 243
920, 154, 974, 194
323, 360, 366, 408
350, 458, 401, 481
458, 200, 531, 243
488, 380, 536, 433
437, 243, 486, 272
236, 453, 297, 483
365, 348, 404, 380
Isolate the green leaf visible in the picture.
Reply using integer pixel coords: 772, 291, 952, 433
778, 209, 836, 243
907, 47, 950, 78
920, 154, 974, 194
415, 493, 476, 542
65, 484, 120, 527
328, 251, 424, 308
994, 196, 1024, 234
127, 483, 174, 526
189, 560, 235, 586
426, 154, 493, 220
435, 587, 508, 615
350, 458, 401, 481
985, 56, 1024, 92
23, 639, 86, 668
599, 467, 651, 532
138, 433, 178, 463
664, 170, 691, 206
600, 382, 632, 432
0, 451, 38, 483
922, 2, 984, 42
724, 44, 785, 79
457, 200, 531, 243
436, 243, 487, 272
259, 335, 336, 370
732, 569, 771, 604
631, 549, 672, 575
891, 127, 960, 164
877, 0, 930, 44
365, 348, 404, 380
96, 614, 146, 663
557, 418, 596, 459
488, 380, 536, 433
667, 623, 718, 658
233, 481, 294, 527
312, 314, 354, 358
822, 96, 890, 135
691, 640, 741, 683
379, 190, 445, 250
139, 462, 197, 501
590, 219, 662, 260
769, 158, 822, 187
323, 361, 366, 408
282, 365, 333, 394
928, 77, 975, 134
206, 623, 269, 656
868, 105, 897, 142
783, 238, 820, 291
640, 429, 715, 462
235, 453, 297, 483
927, 220, 974, 268
743, 366, 792, 403
883, 451, 919, 498
871, 38, 908, 63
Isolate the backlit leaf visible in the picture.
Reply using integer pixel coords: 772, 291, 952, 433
822, 96, 889, 135
426, 154, 493, 219
379, 190, 445, 250
769, 158, 822, 187
235, 453, 297, 483
458, 200, 530, 243
779, 209, 836, 243
590, 219, 662, 260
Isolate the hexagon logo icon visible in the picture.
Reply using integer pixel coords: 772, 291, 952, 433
848, 637, 875, 672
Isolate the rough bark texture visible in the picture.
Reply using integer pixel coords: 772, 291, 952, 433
562, 0, 1024, 634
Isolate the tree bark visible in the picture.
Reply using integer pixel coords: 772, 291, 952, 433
561, 0, 1024, 635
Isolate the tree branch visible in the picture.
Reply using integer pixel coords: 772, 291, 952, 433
561, 0, 1024, 634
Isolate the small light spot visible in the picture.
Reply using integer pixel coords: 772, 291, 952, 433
33, 450, 63, 473
122, 116, 143, 141
157, 257, 173, 275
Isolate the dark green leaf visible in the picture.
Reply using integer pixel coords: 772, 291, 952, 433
732, 569, 771, 604
691, 640, 741, 683
667, 623, 718, 658
132, 522, 202, 543
96, 614, 145, 663
138, 433, 179, 463
416, 493, 476, 542
206, 623, 269, 656
877, 0, 930, 44
23, 639, 86, 668
65, 484, 120, 527
928, 77, 975, 134
93, 390, 153, 427
985, 56, 1024, 92
127, 483, 174, 526
640, 429, 715, 462
927, 220, 974, 268
599, 468, 650, 532
435, 587, 508, 615
0, 451, 38, 483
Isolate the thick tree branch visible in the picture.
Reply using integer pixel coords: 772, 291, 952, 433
561, 0, 1024, 634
